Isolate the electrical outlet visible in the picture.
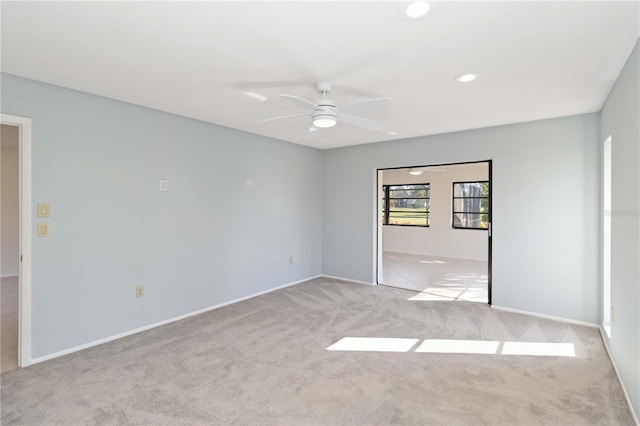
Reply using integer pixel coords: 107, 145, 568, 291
136, 285, 144, 298
159, 179, 168, 191
289, 256, 293, 265
611, 306, 615, 323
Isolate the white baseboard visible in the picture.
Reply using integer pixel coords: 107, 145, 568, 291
491, 305, 599, 328
320, 274, 375, 286
29, 275, 321, 365
599, 325, 639, 425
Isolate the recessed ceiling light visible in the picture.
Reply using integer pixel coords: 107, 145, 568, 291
455, 73, 479, 83
245, 91, 267, 101
409, 168, 423, 176
406, 1, 430, 18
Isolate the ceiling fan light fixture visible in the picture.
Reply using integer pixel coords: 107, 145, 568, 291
313, 115, 337, 128
406, 1, 430, 18
456, 73, 479, 83
409, 168, 423, 176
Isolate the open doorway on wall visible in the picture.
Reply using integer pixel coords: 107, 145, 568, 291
1, 124, 20, 372
376, 161, 492, 304
1, 113, 32, 371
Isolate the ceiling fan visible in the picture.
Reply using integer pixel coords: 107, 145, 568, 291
255, 81, 391, 131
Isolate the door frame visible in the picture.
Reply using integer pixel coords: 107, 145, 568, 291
1, 113, 33, 367
375, 159, 493, 305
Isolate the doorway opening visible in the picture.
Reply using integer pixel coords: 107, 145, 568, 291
376, 160, 492, 304
1, 124, 20, 372
1, 113, 32, 370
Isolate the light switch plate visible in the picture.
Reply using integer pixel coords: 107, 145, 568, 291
159, 179, 168, 191
37, 223, 49, 237
37, 203, 50, 218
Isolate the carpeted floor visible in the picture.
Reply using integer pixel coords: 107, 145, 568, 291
0, 277, 634, 425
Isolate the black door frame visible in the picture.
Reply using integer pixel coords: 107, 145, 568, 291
376, 159, 493, 305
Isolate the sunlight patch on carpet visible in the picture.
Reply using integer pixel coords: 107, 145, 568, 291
415, 339, 500, 354
328, 338, 575, 357
326, 337, 419, 352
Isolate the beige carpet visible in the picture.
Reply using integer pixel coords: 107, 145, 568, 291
1, 277, 634, 425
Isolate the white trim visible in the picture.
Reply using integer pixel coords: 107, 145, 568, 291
30, 275, 320, 365
1, 113, 32, 368
491, 305, 599, 328
0, 274, 19, 279
321, 274, 376, 286
602, 135, 613, 335
373, 168, 381, 285
599, 325, 639, 425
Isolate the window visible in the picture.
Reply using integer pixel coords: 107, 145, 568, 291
383, 184, 430, 226
452, 181, 489, 229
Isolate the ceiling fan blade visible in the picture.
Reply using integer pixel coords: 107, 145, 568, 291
255, 112, 311, 124
276, 94, 319, 109
338, 112, 386, 131
233, 80, 310, 90
336, 98, 392, 114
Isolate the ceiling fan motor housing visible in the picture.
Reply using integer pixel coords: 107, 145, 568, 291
312, 99, 337, 127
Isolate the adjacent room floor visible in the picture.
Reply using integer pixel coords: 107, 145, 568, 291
382, 251, 488, 303
0, 277, 633, 425
1, 276, 19, 373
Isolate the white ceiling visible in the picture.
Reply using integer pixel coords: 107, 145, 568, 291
1, 1, 638, 149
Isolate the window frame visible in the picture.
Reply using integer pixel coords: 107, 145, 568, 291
382, 183, 430, 227
451, 180, 489, 230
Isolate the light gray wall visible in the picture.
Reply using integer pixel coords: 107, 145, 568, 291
0, 73, 323, 358
323, 113, 600, 324
1, 125, 20, 276
382, 164, 489, 261
600, 39, 639, 417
